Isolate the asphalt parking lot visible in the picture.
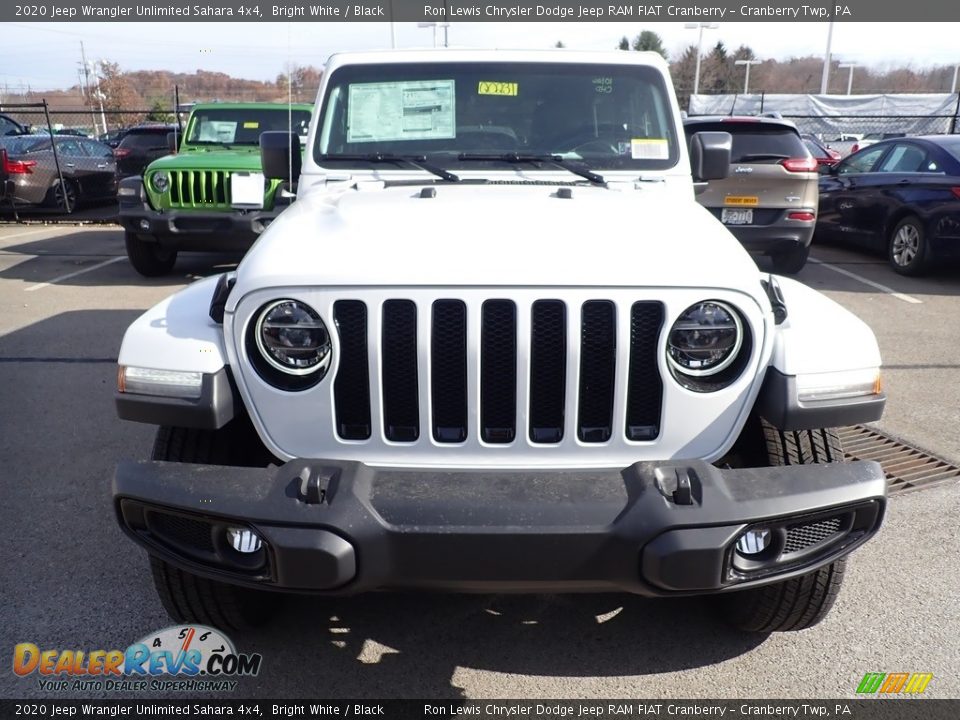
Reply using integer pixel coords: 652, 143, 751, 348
0, 223, 958, 700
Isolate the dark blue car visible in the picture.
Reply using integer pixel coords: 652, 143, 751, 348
816, 135, 960, 275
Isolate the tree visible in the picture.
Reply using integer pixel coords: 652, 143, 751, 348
275, 64, 323, 102
632, 30, 668, 60
92, 61, 144, 127
555, 40, 565, 48
617, 36, 630, 51
146, 100, 173, 122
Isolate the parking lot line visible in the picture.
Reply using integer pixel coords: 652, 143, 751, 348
24, 256, 125, 292
0, 227, 65, 242
808, 257, 922, 305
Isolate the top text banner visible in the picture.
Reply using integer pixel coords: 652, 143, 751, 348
5, 0, 960, 22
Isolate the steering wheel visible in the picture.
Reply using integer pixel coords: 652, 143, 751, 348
551, 123, 647, 155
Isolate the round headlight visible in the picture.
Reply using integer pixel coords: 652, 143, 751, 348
667, 301, 743, 378
254, 300, 331, 377
151, 171, 170, 193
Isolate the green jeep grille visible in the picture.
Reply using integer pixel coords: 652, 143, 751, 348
169, 170, 233, 209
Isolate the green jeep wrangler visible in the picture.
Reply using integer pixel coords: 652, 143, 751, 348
117, 102, 312, 277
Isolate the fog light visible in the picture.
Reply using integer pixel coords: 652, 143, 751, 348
226, 527, 263, 554
139, 219, 150, 231
736, 528, 772, 556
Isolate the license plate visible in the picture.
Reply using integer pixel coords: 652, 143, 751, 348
231, 172, 265, 209
721, 208, 753, 225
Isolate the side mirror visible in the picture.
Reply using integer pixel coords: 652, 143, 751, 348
689, 131, 731, 182
166, 132, 179, 154
260, 131, 302, 182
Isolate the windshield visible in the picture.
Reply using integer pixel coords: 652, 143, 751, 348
186, 108, 311, 146
315, 62, 679, 171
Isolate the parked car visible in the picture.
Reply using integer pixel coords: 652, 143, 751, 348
112, 50, 888, 635
816, 135, 960, 275
99, 128, 128, 148
850, 132, 906, 154
0, 135, 117, 212
684, 116, 819, 273
801, 134, 842, 168
113, 124, 177, 178
117, 102, 312, 276
1, 113, 29, 137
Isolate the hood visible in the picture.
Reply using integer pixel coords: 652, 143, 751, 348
232, 182, 763, 299
147, 149, 262, 173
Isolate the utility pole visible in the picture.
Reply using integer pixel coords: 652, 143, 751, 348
90, 59, 108, 135
735, 59, 762, 94
820, 21, 834, 94
79, 41, 99, 135
839, 63, 857, 95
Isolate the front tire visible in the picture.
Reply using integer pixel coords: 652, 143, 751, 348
125, 230, 177, 277
888, 216, 928, 276
148, 423, 280, 629
716, 422, 848, 632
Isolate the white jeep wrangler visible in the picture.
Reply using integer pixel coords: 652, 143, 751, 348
113, 50, 887, 633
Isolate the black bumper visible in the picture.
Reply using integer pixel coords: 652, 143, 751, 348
726, 223, 816, 256
117, 178, 281, 251
114, 457, 886, 597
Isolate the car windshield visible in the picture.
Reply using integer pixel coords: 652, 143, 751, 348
186, 108, 311, 146
315, 61, 679, 172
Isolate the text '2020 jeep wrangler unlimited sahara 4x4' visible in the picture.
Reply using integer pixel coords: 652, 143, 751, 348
113, 50, 887, 633
117, 102, 312, 277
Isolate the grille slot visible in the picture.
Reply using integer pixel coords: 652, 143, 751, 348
784, 517, 843, 554
529, 300, 567, 443
333, 301, 371, 440
577, 301, 617, 443
381, 300, 419, 442
149, 512, 214, 554
169, 170, 230, 208
626, 302, 665, 441
431, 300, 468, 443
480, 300, 517, 444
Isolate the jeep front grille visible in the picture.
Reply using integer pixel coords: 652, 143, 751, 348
168, 170, 231, 209
331, 298, 664, 446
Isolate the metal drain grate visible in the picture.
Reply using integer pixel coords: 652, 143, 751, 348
839, 426, 960, 495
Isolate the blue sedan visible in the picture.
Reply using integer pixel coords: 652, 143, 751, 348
816, 135, 960, 275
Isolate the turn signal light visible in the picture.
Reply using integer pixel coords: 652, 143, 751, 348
787, 211, 816, 222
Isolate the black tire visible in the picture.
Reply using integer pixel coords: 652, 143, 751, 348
888, 216, 928, 276
125, 230, 177, 277
771, 244, 810, 275
717, 422, 848, 632
46, 179, 79, 213
148, 422, 280, 629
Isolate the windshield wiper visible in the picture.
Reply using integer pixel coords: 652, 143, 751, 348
316, 153, 460, 183
457, 152, 606, 186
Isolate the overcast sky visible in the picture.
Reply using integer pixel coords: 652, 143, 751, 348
3, 21, 958, 91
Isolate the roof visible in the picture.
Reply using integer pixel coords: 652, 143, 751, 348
683, 115, 799, 130
188, 101, 313, 111
324, 48, 670, 72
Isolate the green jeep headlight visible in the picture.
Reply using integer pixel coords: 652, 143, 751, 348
151, 171, 170, 193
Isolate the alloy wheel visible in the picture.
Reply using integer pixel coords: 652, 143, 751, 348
891, 224, 919, 267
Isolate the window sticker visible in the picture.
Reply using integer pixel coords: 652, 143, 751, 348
347, 80, 456, 143
478, 81, 518, 97
631, 138, 669, 160
197, 120, 238, 142
593, 77, 613, 94
243, 121, 260, 129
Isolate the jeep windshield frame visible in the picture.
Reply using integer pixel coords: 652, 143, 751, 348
314, 61, 680, 173
185, 107, 312, 147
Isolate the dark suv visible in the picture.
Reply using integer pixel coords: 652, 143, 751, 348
684, 116, 819, 274
114, 125, 176, 178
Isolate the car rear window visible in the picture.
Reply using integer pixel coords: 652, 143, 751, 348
0, 136, 50, 154
119, 131, 169, 149
686, 121, 808, 163
936, 137, 960, 163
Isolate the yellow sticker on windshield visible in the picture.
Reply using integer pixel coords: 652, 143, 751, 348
478, 81, 518, 97
243, 122, 260, 129
631, 138, 668, 160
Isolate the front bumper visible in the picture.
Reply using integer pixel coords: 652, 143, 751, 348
114, 457, 885, 596
117, 177, 282, 251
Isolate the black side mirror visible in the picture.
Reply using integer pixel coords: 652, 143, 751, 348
166, 132, 179, 154
689, 131, 731, 182
260, 131, 302, 183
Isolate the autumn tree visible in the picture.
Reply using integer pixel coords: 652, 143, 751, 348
91, 61, 144, 128
276, 64, 323, 102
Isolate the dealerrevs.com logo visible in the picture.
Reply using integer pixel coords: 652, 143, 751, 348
13, 625, 262, 692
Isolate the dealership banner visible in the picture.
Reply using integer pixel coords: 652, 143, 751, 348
3, 700, 960, 719
5, 0, 960, 22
